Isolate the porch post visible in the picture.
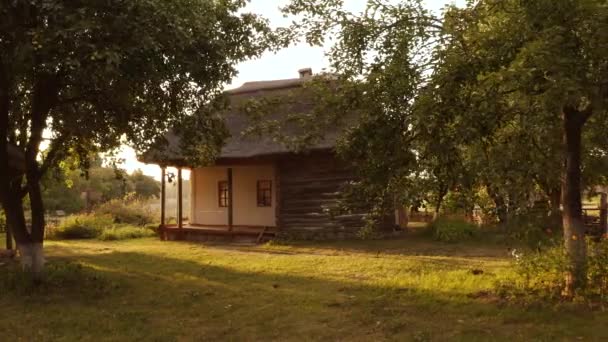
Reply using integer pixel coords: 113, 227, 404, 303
227, 167, 233, 231
160, 167, 166, 227
178, 167, 183, 229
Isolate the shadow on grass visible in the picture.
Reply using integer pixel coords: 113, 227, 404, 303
2, 243, 605, 341
226, 230, 517, 259
1, 240, 605, 341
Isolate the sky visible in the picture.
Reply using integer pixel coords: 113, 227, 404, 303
124, 0, 465, 180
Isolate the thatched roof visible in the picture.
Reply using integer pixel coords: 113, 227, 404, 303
141, 70, 348, 166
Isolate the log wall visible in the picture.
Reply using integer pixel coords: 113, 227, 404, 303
276, 151, 368, 239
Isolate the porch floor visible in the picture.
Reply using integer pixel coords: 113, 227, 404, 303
159, 223, 277, 243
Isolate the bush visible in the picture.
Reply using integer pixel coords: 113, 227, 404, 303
586, 239, 608, 300
98, 226, 156, 241
95, 196, 157, 226
498, 238, 608, 303
428, 217, 477, 242
0, 209, 6, 233
48, 214, 113, 239
47, 195, 159, 241
505, 208, 561, 250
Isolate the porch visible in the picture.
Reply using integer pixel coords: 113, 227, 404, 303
157, 164, 278, 243
159, 223, 277, 243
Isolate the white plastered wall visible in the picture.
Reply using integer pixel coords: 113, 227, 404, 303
190, 165, 276, 227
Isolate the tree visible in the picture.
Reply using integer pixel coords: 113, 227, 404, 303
130, 169, 160, 199
0, 0, 272, 274
40, 169, 85, 214
433, 0, 608, 294
283, 0, 608, 293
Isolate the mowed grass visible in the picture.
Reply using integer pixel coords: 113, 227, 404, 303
1, 232, 608, 341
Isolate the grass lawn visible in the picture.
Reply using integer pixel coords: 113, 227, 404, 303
1, 232, 608, 341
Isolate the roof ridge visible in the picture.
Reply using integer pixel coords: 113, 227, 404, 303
225, 77, 305, 95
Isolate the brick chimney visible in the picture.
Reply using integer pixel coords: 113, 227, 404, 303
298, 68, 313, 78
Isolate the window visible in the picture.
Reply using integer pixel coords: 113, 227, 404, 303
257, 180, 272, 207
218, 181, 229, 207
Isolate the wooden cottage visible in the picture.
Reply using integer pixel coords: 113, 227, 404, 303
141, 69, 399, 242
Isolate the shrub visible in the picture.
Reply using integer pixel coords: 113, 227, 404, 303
498, 238, 608, 303
0, 209, 6, 233
505, 208, 561, 250
98, 226, 156, 241
96, 196, 157, 226
48, 214, 113, 239
502, 246, 568, 301
428, 217, 477, 242
586, 239, 608, 300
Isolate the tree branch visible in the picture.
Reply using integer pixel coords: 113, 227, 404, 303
38, 134, 69, 177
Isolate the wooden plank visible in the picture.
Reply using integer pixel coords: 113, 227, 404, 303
256, 226, 268, 243
276, 152, 367, 236
177, 168, 183, 229
162, 225, 277, 236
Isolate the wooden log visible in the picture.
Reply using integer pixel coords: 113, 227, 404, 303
276, 153, 368, 235
281, 199, 339, 207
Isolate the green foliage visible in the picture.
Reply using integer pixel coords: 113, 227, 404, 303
428, 217, 477, 243
42, 159, 162, 214
48, 194, 158, 240
49, 214, 113, 240
499, 239, 608, 303
0, 209, 6, 233
501, 245, 568, 301
1, 0, 274, 245
41, 170, 86, 214
587, 240, 608, 301
98, 226, 156, 241
283, 0, 608, 291
95, 196, 157, 226
48, 194, 159, 240
505, 208, 562, 251
130, 170, 160, 199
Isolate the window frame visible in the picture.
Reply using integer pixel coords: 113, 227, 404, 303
218, 180, 229, 208
256, 180, 272, 207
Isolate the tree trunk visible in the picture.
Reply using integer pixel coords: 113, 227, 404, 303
3, 185, 46, 271
17, 242, 45, 274
549, 187, 561, 214
5, 224, 13, 250
487, 185, 508, 225
16, 153, 47, 276
545, 186, 563, 231
397, 206, 408, 229
26, 165, 45, 243
433, 185, 448, 220
2, 189, 29, 245
561, 107, 590, 295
